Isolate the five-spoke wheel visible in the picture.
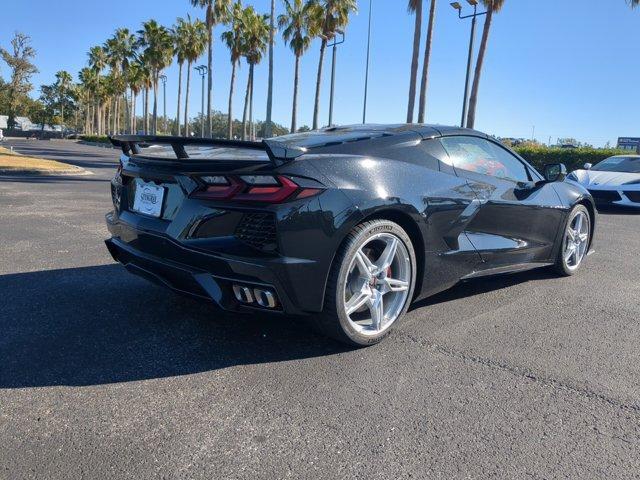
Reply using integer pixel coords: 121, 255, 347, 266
555, 205, 591, 276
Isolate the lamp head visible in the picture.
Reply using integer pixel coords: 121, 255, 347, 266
466, 0, 478, 6
450, 2, 462, 10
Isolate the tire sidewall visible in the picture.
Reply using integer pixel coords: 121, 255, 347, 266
334, 220, 417, 345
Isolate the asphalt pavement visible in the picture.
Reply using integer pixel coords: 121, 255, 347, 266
1, 139, 639, 479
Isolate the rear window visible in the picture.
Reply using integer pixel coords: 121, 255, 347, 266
133, 143, 270, 161
592, 156, 640, 173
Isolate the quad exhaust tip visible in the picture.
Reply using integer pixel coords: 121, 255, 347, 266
233, 284, 278, 309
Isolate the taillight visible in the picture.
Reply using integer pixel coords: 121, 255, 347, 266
192, 175, 323, 203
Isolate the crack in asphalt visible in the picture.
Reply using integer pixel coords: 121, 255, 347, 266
400, 332, 640, 415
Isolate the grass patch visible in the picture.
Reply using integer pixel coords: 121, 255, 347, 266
0, 146, 84, 175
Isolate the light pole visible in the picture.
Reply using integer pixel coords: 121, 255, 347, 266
328, 30, 345, 127
160, 75, 167, 134
450, 1, 486, 128
363, 0, 373, 124
195, 65, 208, 137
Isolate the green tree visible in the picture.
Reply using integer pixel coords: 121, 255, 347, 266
190, 0, 233, 137
239, 6, 270, 140
466, 0, 506, 129
310, 0, 357, 130
53, 70, 73, 134
137, 20, 174, 134
279, 0, 321, 133
87, 45, 107, 134
104, 28, 136, 134
0, 32, 39, 129
407, 0, 422, 123
178, 16, 208, 137
173, 17, 191, 136
417, 0, 436, 123
222, 1, 247, 139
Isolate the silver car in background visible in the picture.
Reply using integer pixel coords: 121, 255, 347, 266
569, 155, 640, 208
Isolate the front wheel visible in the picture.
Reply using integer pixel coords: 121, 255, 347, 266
554, 204, 591, 276
315, 219, 417, 346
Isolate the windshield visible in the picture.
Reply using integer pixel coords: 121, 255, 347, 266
592, 156, 640, 173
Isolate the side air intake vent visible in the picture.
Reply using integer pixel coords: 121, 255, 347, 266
234, 213, 277, 251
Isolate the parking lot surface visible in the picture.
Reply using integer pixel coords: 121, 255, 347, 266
1, 139, 639, 479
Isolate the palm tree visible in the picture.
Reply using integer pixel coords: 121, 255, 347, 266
417, 0, 436, 123
127, 62, 144, 133
222, 1, 246, 139
311, 0, 357, 130
78, 68, 96, 133
137, 20, 174, 134
466, 0, 505, 129
104, 28, 136, 133
264, 0, 276, 138
191, 0, 233, 137
173, 17, 191, 136
239, 6, 270, 140
54, 70, 73, 135
179, 17, 208, 137
407, 0, 422, 123
87, 46, 107, 134
279, 0, 320, 133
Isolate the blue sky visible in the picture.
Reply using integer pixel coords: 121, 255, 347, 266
2, 0, 639, 146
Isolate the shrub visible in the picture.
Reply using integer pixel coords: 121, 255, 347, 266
514, 146, 629, 172
79, 135, 111, 144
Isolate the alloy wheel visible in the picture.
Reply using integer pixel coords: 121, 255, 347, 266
563, 210, 590, 271
343, 233, 412, 336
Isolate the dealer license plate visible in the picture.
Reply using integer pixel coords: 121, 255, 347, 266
132, 179, 165, 218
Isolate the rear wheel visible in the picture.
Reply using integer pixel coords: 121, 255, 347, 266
315, 220, 417, 346
554, 205, 591, 276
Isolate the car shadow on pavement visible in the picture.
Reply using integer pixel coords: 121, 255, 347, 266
0, 264, 349, 389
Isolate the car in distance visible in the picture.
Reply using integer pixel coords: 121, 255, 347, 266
568, 155, 640, 208
106, 125, 596, 346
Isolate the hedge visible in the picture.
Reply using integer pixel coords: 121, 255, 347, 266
79, 135, 111, 144
513, 146, 629, 172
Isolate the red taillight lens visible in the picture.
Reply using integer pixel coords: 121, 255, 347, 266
192, 175, 321, 203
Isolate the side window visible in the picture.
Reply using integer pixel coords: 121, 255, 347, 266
440, 136, 530, 183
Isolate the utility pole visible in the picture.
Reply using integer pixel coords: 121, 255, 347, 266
363, 0, 373, 124
195, 65, 208, 137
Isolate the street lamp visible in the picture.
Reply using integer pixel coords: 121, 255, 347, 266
195, 65, 208, 137
160, 75, 167, 134
328, 30, 345, 127
451, 0, 486, 128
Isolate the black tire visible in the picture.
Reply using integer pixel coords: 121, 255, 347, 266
313, 219, 417, 346
553, 204, 591, 276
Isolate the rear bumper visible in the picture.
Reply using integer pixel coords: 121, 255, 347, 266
105, 213, 319, 315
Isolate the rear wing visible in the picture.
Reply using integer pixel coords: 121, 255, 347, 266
110, 135, 306, 166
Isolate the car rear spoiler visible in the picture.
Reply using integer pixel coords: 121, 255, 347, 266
110, 135, 306, 166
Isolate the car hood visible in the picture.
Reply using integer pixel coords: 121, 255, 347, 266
571, 169, 640, 187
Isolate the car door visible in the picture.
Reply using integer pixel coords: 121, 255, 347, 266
439, 135, 565, 271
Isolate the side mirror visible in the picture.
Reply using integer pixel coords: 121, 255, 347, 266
584, 163, 593, 170
543, 163, 567, 182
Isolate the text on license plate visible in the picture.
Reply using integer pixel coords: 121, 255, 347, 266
132, 180, 165, 218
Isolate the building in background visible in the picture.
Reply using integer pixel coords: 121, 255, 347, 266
0, 115, 7, 129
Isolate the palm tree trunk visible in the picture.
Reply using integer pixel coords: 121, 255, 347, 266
107, 103, 112, 136
132, 92, 137, 134
228, 61, 237, 140
312, 39, 327, 130
206, 21, 213, 138
418, 0, 436, 123
124, 89, 130, 134
152, 75, 159, 135
264, 0, 276, 138
144, 88, 150, 134
466, 7, 493, 129
185, 62, 192, 137
242, 66, 251, 141
407, 0, 423, 123
249, 65, 254, 141
176, 62, 183, 136
291, 55, 300, 133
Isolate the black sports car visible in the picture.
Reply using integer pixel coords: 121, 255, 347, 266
106, 125, 596, 346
